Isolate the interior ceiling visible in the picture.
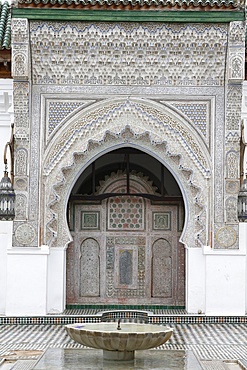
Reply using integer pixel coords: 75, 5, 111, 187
71, 147, 182, 197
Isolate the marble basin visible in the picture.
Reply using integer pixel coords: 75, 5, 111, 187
65, 322, 173, 361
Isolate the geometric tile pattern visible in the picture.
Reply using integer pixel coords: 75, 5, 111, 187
108, 196, 144, 230
1, 323, 247, 369
1, 310, 247, 324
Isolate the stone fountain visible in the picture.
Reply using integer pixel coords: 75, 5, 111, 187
65, 321, 173, 361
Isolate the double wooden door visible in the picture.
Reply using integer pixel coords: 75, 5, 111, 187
66, 196, 185, 306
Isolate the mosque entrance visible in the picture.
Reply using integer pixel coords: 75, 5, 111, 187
66, 148, 185, 306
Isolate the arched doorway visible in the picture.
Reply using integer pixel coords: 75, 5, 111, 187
66, 148, 185, 306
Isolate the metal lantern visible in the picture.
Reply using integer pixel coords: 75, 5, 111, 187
238, 177, 247, 221
0, 124, 15, 220
0, 169, 15, 220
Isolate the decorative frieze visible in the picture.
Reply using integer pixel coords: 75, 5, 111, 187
227, 22, 245, 82
226, 85, 242, 131
223, 22, 243, 229
12, 18, 29, 44
30, 22, 227, 87
13, 82, 30, 139
12, 19, 30, 80
12, 19, 31, 247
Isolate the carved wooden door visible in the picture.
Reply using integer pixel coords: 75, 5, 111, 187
66, 175, 185, 306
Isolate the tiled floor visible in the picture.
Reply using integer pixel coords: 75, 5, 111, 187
0, 322, 246, 369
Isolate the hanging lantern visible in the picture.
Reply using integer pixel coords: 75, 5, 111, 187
0, 169, 15, 220
238, 177, 247, 221
0, 124, 15, 220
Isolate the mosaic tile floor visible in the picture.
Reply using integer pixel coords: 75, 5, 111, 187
0, 323, 246, 369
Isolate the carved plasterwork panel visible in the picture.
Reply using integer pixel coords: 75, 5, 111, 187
152, 238, 172, 298
225, 196, 238, 223
223, 21, 243, 237
79, 238, 100, 297
170, 102, 209, 141
41, 98, 211, 250
13, 82, 30, 140
12, 18, 29, 44
45, 98, 96, 144
43, 99, 211, 177
15, 194, 27, 220
14, 222, 38, 247
30, 22, 227, 87
12, 19, 30, 80
15, 148, 28, 176
226, 85, 242, 132
13, 18, 242, 250
227, 22, 245, 82
214, 225, 238, 249
225, 179, 239, 195
12, 19, 31, 241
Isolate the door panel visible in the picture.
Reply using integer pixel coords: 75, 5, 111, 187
67, 199, 184, 306
67, 169, 184, 305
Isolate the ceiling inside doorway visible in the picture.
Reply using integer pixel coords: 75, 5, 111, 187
71, 148, 182, 198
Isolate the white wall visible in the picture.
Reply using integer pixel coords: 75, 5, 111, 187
186, 247, 206, 314
186, 231, 247, 316
47, 247, 66, 313
0, 221, 12, 314
204, 236, 246, 315
0, 79, 14, 315
4, 245, 67, 315
3, 241, 246, 316
5, 246, 50, 316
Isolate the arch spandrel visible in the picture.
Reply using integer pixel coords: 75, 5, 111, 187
42, 98, 212, 250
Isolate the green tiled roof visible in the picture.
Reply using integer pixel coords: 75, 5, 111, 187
0, 1, 11, 49
17, 0, 244, 7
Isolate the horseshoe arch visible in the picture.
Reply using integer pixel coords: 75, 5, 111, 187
42, 97, 212, 250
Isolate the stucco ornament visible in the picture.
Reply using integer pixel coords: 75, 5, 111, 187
215, 226, 237, 248
15, 223, 36, 245
42, 98, 212, 250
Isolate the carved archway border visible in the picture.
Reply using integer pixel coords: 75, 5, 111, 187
42, 99, 212, 249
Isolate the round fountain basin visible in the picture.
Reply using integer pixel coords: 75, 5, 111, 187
66, 323, 173, 361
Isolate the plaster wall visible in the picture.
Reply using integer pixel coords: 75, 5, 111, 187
0, 79, 13, 315
186, 247, 206, 314
47, 247, 66, 313
5, 246, 49, 316
0, 221, 12, 314
204, 240, 246, 315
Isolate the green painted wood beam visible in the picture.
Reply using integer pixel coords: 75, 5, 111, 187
12, 8, 244, 22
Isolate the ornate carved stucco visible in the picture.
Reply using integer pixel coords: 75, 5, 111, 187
30, 22, 228, 87
41, 97, 212, 250
12, 19, 244, 249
